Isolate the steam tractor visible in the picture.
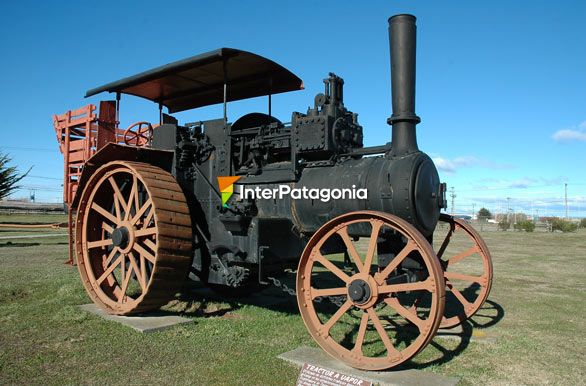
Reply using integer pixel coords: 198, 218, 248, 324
54, 14, 493, 370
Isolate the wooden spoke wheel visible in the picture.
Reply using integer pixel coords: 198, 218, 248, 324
297, 211, 445, 370
435, 214, 493, 328
75, 161, 192, 315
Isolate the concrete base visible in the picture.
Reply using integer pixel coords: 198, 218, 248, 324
79, 304, 193, 333
279, 346, 459, 386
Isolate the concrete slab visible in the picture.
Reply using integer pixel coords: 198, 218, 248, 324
79, 304, 194, 333
279, 346, 459, 386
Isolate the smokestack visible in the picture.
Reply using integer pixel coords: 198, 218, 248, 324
387, 14, 420, 157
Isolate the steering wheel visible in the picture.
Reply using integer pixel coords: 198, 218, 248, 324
123, 121, 153, 146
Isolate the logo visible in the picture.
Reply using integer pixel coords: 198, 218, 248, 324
217, 175, 368, 206
238, 184, 367, 202
217, 176, 241, 207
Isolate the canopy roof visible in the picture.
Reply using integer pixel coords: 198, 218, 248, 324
85, 48, 304, 113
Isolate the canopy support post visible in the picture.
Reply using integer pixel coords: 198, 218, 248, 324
223, 59, 228, 126
268, 76, 273, 116
115, 92, 121, 129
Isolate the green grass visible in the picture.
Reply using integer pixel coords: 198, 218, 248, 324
0, 217, 585, 385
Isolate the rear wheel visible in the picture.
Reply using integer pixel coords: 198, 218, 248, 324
75, 161, 192, 315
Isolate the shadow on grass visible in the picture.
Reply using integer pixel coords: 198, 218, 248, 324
0, 242, 41, 248
147, 279, 300, 319
0, 241, 69, 248
399, 299, 505, 370
129, 275, 504, 371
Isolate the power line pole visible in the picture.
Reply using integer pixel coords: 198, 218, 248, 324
450, 187, 456, 215
472, 203, 476, 219
565, 182, 568, 220
506, 197, 511, 223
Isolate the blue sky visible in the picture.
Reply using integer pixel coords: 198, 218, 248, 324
1, 0, 584, 218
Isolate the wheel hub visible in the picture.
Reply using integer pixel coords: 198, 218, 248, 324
348, 279, 371, 304
111, 226, 130, 248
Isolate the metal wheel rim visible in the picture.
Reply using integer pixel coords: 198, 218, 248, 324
296, 210, 445, 370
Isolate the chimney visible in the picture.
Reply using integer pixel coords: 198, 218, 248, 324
387, 14, 420, 157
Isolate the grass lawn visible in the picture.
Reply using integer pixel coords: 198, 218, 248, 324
0, 214, 584, 385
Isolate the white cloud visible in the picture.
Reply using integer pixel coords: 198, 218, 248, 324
472, 176, 568, 191
552, 121, 586, 142
432, 156, 511, 173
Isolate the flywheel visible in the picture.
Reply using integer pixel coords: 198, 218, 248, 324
75, 161, 192, 315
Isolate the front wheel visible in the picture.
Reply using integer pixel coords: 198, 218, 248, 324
296, 211, 445, 370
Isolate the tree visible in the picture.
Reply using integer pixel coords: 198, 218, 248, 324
498, 219, 510, 231
551, 218, 578, 233
0, 152, 30, 200
477, 207, 492, 220
514, 220, 535, 232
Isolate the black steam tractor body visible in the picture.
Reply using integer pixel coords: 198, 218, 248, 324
64, 15, 493, 369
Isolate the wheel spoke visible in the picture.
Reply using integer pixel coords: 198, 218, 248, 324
436, 225, 454, 259
379, 279, 434, 294
143, 238, 156, 251
87, 239, 113, 249
366, 307, 400, 357
140, 253, 147, 288
119, 261, 133, 302
133, 178, 140, 218
352, 311, 370, 354
312, 251, 351, 283
91, 202, 118, 224
102, 222, 114, 234
336, 227, 364, 273
131, 198, 152, 225
127, 252, 146, 291
384, 297, 425, 330
96, 254, 123, 285
125, 175, 138, 220
135, 227, 157, 237
133, 243, 156, 264
444, 271, 483, 283
108, 177, 127, 220
311, 287, 347, 300
447, 281, 473, 308
363, 221, 382, 274
375, 241, 416, 285
143, 207, 154, 228
323, 300, 352, 333
447, 246, 478, 266
103, 247, 119, 267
